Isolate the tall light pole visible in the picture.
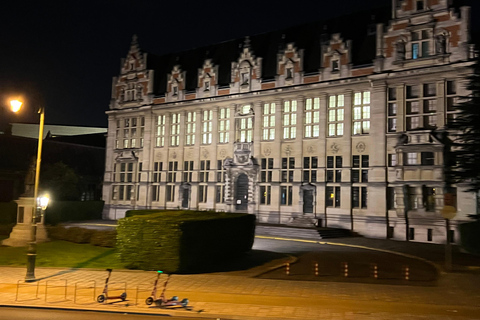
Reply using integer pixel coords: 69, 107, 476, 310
25, 105, 46, 282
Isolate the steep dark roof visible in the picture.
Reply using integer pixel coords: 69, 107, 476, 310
46, 132, 107, 148
144, 6, 390, 95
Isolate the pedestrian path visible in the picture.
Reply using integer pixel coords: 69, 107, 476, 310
0, 266, 480, 319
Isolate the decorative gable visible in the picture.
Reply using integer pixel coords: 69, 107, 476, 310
198, 59, 218, 97
383, 0, 473, 70
121, 35, 146, 74
278, 43, 303, 86
231, 37, 262, 93
167, 65, 186, 100
113, 35, 152, 109
322, 33, 351, 78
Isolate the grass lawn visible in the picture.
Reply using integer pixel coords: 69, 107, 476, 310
0, 240, 127, 269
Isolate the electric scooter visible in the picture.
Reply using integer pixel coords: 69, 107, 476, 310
97, 268, 127, 303
145, 271, 188, 308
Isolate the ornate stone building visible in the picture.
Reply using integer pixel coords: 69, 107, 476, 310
103, 0, 477, 243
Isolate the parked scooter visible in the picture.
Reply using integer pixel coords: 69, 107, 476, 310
97, 268, 127, 303
145, 271, 188, 308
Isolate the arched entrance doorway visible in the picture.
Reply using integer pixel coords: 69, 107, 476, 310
235, 174, 248, 211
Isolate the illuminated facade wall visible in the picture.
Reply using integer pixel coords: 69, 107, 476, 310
103, 0, 477, 243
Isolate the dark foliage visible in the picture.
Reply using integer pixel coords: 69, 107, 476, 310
446, 56, 480, 193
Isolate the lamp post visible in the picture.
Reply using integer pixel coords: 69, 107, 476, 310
25, 105, 46, 282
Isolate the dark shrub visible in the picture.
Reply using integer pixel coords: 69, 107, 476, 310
117, 210, 255, 272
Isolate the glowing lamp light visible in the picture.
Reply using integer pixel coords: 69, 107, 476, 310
37, 194, 50, 210
157, 270, 163, 273
10, 100, 22, 113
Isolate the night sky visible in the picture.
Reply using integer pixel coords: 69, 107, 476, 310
0, 0, 476, 129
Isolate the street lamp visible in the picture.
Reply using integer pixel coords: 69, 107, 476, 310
11, 100, 47, 282
10, 100, 22, 113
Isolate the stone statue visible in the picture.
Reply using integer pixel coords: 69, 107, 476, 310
22, 157, 36, 197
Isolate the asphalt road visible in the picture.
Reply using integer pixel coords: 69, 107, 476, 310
253, 237, 439, 284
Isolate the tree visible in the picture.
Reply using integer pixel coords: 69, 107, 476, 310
40, 162, 82, 201
447, 56, 480, 193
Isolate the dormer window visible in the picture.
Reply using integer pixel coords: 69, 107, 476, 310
286, 67, 293, 79
332, 59, 339, 72
129, 60, 135, 71
173, 85, 178, 96
241, 72, 250, 85
416, 0, 424, 11
204, 80, 210, 91
412, 30, 430, 59
125, 83, 135, 101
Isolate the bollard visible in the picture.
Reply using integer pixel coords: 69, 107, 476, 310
342, 262, 348, 277
403, 265, 410, 280
371, 263, 378, 279
285, 263, 290, 275
314, 262, 319, 276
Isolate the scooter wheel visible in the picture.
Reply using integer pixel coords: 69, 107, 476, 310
121, 292, 127, 301
97, 294, 105, 303
145, 297, 154, 305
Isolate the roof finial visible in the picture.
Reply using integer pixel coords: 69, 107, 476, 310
243, 36, 251, 49
132, 34, 138, 45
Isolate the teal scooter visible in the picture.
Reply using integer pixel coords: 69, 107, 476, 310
145, 271, 189, 308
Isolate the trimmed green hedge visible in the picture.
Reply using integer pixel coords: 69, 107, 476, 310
0, 202, 17, 224
117, 210, 256, 272
459, 221, 480, 255
45, 201, 104, 225
47, 225, 116, 247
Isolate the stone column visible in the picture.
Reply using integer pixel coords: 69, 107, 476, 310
368, 82, 387, 217
253, 101, 262, 159
102, 115, 117, 219
139, 110, 153, 209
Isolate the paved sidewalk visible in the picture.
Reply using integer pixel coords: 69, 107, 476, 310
1, 264, 480, 320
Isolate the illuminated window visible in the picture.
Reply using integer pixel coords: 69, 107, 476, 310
237, 105, 253, 142
202, 110, 212, 144
262, 103, 276, 141
218, 108, 230, 143
353, 91, 370, 135
326, 186, 341, 207
283, 100, 297, 139
156, 115, 166, 147
411, 30, 430, 59
185, 112, 196, 146
328, 95, 344, 136
305, 98, 320, 138
171, 113, 181, 146
260, 186, 271, 205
